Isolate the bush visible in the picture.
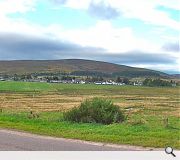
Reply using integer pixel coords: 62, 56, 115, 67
64, 98, 125, 124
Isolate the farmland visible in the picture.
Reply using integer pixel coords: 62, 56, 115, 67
0, 81, 179, 149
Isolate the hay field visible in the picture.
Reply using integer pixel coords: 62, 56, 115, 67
0, 81, 179, 117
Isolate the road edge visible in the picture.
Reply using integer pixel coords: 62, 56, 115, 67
0, 128, 163, 151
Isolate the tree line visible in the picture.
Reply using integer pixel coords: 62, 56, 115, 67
143, 78, 175, 87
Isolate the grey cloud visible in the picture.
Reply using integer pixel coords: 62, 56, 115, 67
84, 52, 178, 73
162, 42, 179, 52
84, 52, 176, 65
0, 33, 104, 60
50, 0, 120, 20
0, 32, 177, 73
104, 52, 174, 64
88, 1, 119, 19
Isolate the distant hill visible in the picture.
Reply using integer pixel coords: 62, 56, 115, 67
0, 59, 168, 78
171, 74, 180, 78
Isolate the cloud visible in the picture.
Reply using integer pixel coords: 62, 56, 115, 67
85, 51, 176, 65
49, 0, 179, 30
55, 20, 159, 53
0, 32, 178, 73
162, 42, 179, 52
51, 0, 67, 5
0, 32, 104, 60
82, 52, 179, 73
0, 32, 176, 66
157, 0, 179, 10
56, 0, 91, 9
88, 1, 119, 19
0, 0, 35, 16
0, 32, 175, 64
1, 7, 157, 54
106, 0, 179, 31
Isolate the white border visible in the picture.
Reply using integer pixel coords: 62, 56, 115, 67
0, 151, 179, 160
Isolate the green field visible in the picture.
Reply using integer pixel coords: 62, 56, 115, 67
0, 81, 179, 149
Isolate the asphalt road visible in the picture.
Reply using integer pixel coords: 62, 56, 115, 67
0, 129, 152, 151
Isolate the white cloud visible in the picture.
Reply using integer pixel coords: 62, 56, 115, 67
53, 20, 158, 53
0, 0, 35, 15
104, 0, 179, 30
157, 0, 180, 10
55, 0, 179, 30
64, 0, 91, 9
0, 0, 36, 34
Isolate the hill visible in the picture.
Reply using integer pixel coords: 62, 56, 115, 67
0, 59, 168, 78
171, 74, 180, 78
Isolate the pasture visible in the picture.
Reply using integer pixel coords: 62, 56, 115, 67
0, 81, 179, 149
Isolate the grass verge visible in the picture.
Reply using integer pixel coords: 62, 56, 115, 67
0, 111, 179, 149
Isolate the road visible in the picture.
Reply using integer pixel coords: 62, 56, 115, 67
0, 129, 154, 151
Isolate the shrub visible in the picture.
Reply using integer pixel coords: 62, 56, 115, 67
27, 111, 39, 119
64, 98, 125, 124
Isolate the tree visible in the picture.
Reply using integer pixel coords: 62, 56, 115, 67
52, 76, 59, 81
99, 76, 104, 82
13, 74, 19, 81
116, 77, 122, 83
143, 78, 172, 87
122, 78, 129, 84
26, 74, 32, 79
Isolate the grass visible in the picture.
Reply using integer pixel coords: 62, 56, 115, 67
0, 81, 179, 149
0, 81, 179, 95
0, 110, 179, 149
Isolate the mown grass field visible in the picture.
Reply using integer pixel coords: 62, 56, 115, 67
0, 81, 179, 149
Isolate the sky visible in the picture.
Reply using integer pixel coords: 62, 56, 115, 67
0, 0, 179, 74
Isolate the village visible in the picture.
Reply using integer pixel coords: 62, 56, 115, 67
0, 74, 143, 86
0, 74, 177, 87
